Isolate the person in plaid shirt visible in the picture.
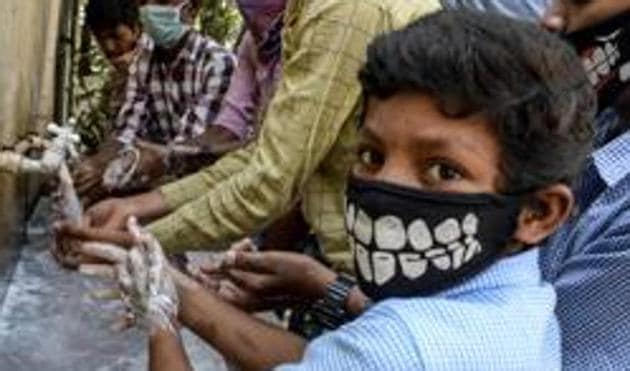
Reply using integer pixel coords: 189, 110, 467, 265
74, 0, 236, 205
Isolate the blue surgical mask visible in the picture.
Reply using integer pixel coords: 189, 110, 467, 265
140, 3, 190, 48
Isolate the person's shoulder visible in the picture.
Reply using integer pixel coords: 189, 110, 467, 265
364, 283, 560, 369
297, 303, 425, 370
190, 31, 232, 55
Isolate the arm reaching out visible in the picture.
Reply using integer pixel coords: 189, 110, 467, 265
80, 219, 308, 370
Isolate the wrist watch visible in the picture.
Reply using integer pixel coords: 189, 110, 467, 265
311, 273, 358, 330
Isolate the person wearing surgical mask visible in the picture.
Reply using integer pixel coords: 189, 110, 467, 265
72, 0, 239, 206
536, 1, 630, 369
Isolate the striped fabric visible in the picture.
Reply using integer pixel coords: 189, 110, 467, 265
279, 249, 560, 370
540, 109, 630, 370
441, 0, 549, 21
116, 31, 235, 145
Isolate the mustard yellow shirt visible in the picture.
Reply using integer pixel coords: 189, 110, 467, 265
147, 0, 441, 271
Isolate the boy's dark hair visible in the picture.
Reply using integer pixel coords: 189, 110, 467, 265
359, 10, 596, 193
85, 0, 139, 32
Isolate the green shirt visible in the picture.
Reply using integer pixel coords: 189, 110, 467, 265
147, 0, 441, 271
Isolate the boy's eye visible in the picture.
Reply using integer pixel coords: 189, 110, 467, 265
357, 148, 384, 168
425, 163, 463, 183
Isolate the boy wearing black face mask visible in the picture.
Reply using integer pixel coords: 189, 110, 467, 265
538, 1, 630, 369
81, 10, 596, 370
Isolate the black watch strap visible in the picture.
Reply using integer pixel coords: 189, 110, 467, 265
311, 273, 357, 330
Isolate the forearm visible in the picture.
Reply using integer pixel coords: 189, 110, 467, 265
128, 190, 172, 222
156, 144, 254, 212
177, 275, 306, 370
149, 328, 193, 371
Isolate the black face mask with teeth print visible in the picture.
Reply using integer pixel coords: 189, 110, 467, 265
345, 177, 523, 302
566, 11, 630, 113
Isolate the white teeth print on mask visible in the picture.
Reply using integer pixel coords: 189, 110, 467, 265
462, 213, 483, 263
424, 248, 446, 258
399, 253, 428, 280
447, 241, 466, 270
464, 236, 483, 263
346, 203, 356, 231
431, 255, 452, 271
434, 218, 462, 244
350, 213, 486, 285
354, 209, 373, 245
347, 177, 522, 299
374, 216, 407, 251
462, 213, 479, 236
372, 251, 396, 286
451, 245, 466, 270
408, 219, 433, 251
355, 240, 373, 282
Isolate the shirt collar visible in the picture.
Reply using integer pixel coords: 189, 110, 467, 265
174, 30, 200, 63
144, 30, 200, 65
592, 109, 630, 188
438, 249, 541, 298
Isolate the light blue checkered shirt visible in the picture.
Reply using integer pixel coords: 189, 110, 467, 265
441, 0, 549, 21
540, 109, 630, 370
278, 249, 560, 370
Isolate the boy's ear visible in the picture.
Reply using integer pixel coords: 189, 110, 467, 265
512, 184, 574, 245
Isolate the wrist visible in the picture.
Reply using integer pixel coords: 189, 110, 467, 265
169, 266, 204, 326
345, 286, 372, 316
315, 269, 338, 299
310, 273, 359, 330
131, 191, 170, 220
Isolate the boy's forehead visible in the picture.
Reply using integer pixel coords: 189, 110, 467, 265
363, 94, 497, 150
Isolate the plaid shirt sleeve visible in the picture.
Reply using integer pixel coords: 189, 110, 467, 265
116, 39, 151, 144
176, 42, 236, 141
147, 1, 390, 252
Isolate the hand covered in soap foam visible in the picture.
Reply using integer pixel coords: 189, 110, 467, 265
80, 217, 179, 334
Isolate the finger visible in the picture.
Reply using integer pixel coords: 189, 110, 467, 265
193, 271, 222, 291
128, 247, 148, 296
230, 238, 258, 253
80, 242, 128, 264
198, 259, 222, 275
111, 312, 136, 332
217, 280, 284, 312
59, 224, 135, 247
217, 280, 244, 303
103, 215, 127, 231
79, 264, 117, 279
227, 269, 275, 294
117, 262, 134, 294
57, 249, 82, 270
126, 216, 144, 242
82, 214, 93, 228
227, 251, 275, 274
127, 216, 160, 250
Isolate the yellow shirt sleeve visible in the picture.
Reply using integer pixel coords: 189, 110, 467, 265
148, 1, 387, 253
157, 142, 255, 210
